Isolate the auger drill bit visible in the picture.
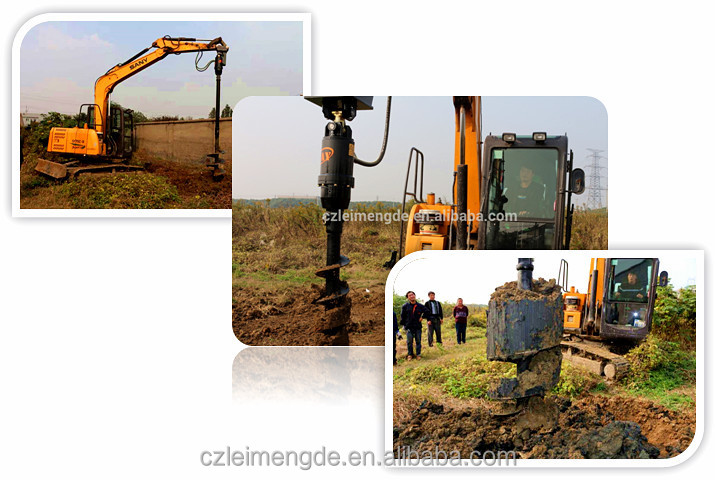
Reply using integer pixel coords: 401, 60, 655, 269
486, 258, 563, 421
205, 46, 228, 180
305, 97, 387, 345
307, 98, 365, 345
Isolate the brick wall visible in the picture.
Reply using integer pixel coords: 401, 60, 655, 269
134, 118, 231, 166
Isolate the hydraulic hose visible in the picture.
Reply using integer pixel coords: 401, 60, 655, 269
353, 96, 392, 167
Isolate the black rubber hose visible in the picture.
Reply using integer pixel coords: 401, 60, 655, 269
354, 96, 392, 167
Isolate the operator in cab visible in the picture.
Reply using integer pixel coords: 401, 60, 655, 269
614, 272, 647, 301
508, 165, 547, 218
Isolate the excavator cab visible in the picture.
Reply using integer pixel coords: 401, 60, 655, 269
599, 258, 661, 341
108, 105, 134, 159
560, 258, 668, 380
564, 258, 666, 341
477, 134, 577, 250
397, 98, 586, 258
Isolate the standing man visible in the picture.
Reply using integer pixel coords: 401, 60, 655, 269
400, 291, 426, 360
453, 298, 469, 345
424, 291, 444, 347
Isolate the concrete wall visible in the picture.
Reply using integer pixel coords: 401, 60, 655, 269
134, 118, 232, 166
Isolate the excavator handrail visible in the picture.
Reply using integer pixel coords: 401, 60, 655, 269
397, 147, 425, 258
558, 259, 569, 291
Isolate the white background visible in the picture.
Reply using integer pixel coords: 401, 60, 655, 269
2, 1, 713, 478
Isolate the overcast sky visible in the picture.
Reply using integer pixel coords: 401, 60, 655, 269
20, 21, 303, 118
391, 251, 697, 305
233, 96, 607, 205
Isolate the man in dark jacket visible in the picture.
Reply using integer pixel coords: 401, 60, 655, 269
424, 291, 443, 347
400, 291, 427, 360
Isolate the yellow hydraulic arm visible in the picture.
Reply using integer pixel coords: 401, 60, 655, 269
400, 96, 483, 255
452, 96, 482, 234
93, 36, 228, 138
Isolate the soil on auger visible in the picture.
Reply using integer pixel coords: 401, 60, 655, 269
490, 278, 562, 304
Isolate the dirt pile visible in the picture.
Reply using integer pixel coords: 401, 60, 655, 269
145, 157, 231, 208
393, 393, 691, 459
569, 395, 695, 458
233, 284, 385, 346
490, 278, 562, 304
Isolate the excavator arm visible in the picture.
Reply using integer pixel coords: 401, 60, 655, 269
93, 36, 228, 136
452, 96, 482, 234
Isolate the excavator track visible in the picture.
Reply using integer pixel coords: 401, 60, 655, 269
561, 336, 630, 380
36, 158, 144, 180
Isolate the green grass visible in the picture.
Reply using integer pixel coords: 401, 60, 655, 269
624, 369, 695, 410
393, 325, 515, 400
621, 337, 696, 410
552, 361, 601, 399
57, 174, 180, 209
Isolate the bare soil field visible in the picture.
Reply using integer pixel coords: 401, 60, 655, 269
20, 152, 231, 209
394, 393, 694, 459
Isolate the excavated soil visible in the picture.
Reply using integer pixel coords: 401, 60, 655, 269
232, 284, 386, 346
145, 157, 231, 209
492, 348, 562, 399
490, 278, 562, 304
487, 276, 563, 366
393, 394, 694, 459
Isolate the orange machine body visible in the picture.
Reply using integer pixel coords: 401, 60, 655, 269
46, 36, 227, 159
404, 97, 482, 254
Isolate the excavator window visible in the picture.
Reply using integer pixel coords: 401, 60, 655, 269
484, 147, 559, 249
123, 111, 134, 156
78, 104, 98, 130
608, 259, 653, 303
493, 147, 558, 220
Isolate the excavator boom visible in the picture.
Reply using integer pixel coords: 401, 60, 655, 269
93, 37, 228, 137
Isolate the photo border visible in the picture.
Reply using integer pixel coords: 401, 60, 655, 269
384, 249, 704, 468
12, 11, 311, 217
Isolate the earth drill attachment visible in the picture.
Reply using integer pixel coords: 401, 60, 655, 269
205, 44, 228, 180
305, 97, 373, 345
486, 258, 563, 432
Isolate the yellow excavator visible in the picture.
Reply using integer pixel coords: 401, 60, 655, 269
396, 96, 586, 259
36, 36, 228, 180
560, 258, 669, 379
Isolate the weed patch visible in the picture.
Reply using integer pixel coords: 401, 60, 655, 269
58, 174, 180, 209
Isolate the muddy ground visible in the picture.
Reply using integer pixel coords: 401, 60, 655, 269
394, 394, 695, 459
232, 284, 385, 346
144, 156, 232, 209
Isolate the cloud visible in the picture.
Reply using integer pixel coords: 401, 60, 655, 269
35, 25, 113, 51
20, 77, 92, 114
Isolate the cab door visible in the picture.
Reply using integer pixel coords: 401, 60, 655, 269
122, 111, 134, 158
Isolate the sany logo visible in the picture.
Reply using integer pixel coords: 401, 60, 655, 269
129, 58, 148, 70
321, 147, 334, 164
